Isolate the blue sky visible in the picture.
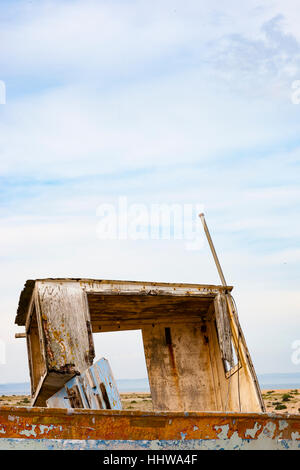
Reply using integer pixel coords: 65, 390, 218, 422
0, 0, 300, 382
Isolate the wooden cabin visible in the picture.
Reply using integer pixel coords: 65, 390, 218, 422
15, 278, 264, 412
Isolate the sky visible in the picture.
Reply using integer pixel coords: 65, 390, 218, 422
0, 0, 300, 383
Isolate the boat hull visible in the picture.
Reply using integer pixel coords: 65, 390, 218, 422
0, 407, 299, 450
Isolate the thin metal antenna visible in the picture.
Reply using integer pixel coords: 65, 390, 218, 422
199, 213, 227, 287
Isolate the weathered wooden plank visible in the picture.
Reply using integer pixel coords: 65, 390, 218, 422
214, 292, 233, 366
37, 282, 95, 374
88, 293, 213, 332
92, 318, 209, 333
15, 278, 232, 326
26, 302, 47, 397
28, 281, 95, 406
81, 280, 230, 298
225, 293, 265, 412
47, 358, 122, 411
142, 323, 217, 412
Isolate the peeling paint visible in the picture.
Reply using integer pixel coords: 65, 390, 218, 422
0, 407, 299, 450
214, 424, 230, 439
20, 425, 37, 437
279, 420, 289, 431
262, 421, 276, 439
245, 422, 261, 438
0, 438, 300, 450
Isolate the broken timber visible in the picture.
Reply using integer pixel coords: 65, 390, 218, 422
47, 358, 122, 410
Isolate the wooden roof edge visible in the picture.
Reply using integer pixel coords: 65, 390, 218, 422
15, 278, 234, 326
15, 279, 36, 326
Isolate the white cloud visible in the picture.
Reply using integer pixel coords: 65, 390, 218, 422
1, 71, 299, 180
0, 0, 300, 182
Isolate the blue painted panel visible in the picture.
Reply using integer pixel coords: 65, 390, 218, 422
47, 358, 122, 410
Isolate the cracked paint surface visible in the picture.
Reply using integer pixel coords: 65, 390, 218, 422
0, 438, 300, 450
0, 407, 299, 449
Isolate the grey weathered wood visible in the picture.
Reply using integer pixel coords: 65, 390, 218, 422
142, 323, 218, 412
37, 282, 95, 374
28, 281, 95, 406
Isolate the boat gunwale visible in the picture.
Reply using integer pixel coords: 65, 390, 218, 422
0, 406, 299, 420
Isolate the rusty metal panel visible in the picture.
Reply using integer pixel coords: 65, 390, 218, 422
0, 408, 299, 449
46, 358, 122, 410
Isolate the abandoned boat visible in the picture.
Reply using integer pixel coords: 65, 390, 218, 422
0, 215, 299, 450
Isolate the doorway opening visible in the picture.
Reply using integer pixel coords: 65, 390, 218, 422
93, 329, 152, 411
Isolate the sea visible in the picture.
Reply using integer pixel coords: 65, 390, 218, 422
0, 373, 300, 396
